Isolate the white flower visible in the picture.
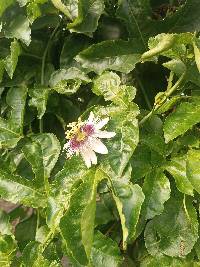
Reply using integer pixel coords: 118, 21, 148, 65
63, 112, 116, 168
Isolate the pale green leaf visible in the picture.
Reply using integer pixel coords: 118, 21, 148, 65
92, 71, 136, 105
49, 67, 91, 95
4, 15, 31, 46
164, 99, 200, 143
4, 39, 21, 79
165, 156, 194, 196
186, 149, 200, 194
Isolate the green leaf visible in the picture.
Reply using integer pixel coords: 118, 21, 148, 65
76, 39, 142, 74
0, 86, 27, 148
92, 71, 136, 105
165, 156, 194, 196
116, 0, 151, 46
193, 41, 200, 73
4, 15, 31, 46
22, 133, 61, 187
0, 235, 16, 266
22, 241, 61, 267
0, 60, 5, 83
0, 169, 46, 207
186, 149, 200, 194
140, 255, 192, 267
144, 194, 199, 257
26, 0, 48, 23
60, 34, 90, 68
47, 157, 90, 230
141, 34, 176, 60
0, 0, 14, 16
49, 67, 91, 95
110, 179, 144, 249
29, 85, 50, 119
60, 169, 98, 265
4, 39, 21, 79
67, 0, 104, 36
93, 104, 139, 178
90, 231, 122, 267
142, 170, 170, 220
164, 99, 200, 143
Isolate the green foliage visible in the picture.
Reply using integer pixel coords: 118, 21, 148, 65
0, 0, 200, 266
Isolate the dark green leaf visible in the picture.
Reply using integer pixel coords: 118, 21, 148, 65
60, 168, 98, 265
76, 39, 142, 74
142, 169, 170, 220
29, 85, 50, 119
145, 194, 198, 257
90, 231, 122, 267
0, 169, 46, 207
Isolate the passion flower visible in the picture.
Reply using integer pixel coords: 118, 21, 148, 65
63, 112, 116, 168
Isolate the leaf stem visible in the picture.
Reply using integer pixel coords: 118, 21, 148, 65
139, 71, 186, 126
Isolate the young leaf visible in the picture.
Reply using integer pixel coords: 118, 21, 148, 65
0, 86, 27, 148
142, 170, 170, 220
67, 0, 105, 36
164, 99, 200, 143
92, 71, 136, 106
145, 194, 198, 257
0, 210, 12, 236
49, 67, 91, 95
76, 39, 142, 74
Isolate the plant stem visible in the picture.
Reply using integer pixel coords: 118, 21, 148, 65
135, 71, 152, 110
139, 71, 186, 126
39, 24, 59, 134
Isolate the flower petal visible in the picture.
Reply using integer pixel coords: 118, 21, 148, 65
94, 130, 116, 138
90, 138, 108, 154
80, 145, 97, 168
95, 117, 109, 130
88, 111, 95, 124
80, 147, 92, 168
